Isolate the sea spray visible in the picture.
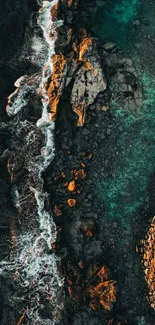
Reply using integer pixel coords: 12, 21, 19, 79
0, 1, 64, 324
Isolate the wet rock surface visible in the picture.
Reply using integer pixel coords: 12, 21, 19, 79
44, 1, 155, 324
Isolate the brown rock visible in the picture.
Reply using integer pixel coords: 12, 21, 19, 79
67, 198, 76, 207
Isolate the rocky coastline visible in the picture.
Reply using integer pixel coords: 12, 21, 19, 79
0, 1, 155, 325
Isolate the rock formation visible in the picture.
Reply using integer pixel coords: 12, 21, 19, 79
140, 216, 155, 309
0, 0, 154, 325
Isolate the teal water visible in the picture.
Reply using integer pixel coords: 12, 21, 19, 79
98, 72, 155, 228
91, 0, 142, 48
92, 0, 155, 228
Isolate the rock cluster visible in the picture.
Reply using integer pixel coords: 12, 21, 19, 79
140, 216, 155, 309
48, 33, 106, 125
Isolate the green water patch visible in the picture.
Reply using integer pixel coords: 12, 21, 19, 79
91, 0, 142, 49
97, 73, 155, 228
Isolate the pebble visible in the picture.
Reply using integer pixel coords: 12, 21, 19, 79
100, 133, 106, 140
82, 128, 90, 136
106, 128, 111, 135
133, 19, 140, 26
121, 58, 133, 67
103, 42, 117, 51
119, 126, 123, 132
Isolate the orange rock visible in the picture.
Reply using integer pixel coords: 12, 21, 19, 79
97, 266, 109, 282
17, 310, 26, 325
88, 264, 116, 311
72, 103, 86, 126
89, 299, 100, 310
68, 180, 76, 192
48, 54, 67, 121
51, 2, 58, 18
82, 224, 94, 237
67, 199, 76, 207
88, 280, 116, 311
84, 61, 92, 70
140, 216, 155, 309
75, 169, 86, 180
79, 37, 93, 61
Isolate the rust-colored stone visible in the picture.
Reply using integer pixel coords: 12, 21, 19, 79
67, 198, 76, 207
17, 310, 26, 325
48, 54, 67, 121
140, 216, 155, 309
83, 61, 92, 70
51, 2, 58, 19
88, 280, 116, 311
79, 37, 93, 61
87, 264, 116, 311
82, 224, 94, 237
97, 266, 109, 282
75, 169, 86, 180
68, 180, 76, 192
72, 103, 86, 127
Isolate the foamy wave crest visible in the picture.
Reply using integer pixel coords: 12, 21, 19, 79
31, 35, 48, 67
0, 1, 64, 324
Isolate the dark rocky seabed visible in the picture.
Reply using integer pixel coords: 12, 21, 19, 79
0, 0, 155, 324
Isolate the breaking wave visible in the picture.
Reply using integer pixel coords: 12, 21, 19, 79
0, 1, 64, 324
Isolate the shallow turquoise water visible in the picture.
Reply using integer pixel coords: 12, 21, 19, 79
93, 0, 155, 228
98, 72, 155, 227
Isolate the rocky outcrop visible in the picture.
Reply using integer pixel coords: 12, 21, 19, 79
47, 0, 142, 128
48, 34, 106, 125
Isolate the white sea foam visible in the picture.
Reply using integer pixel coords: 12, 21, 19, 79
0, 1, 64, 324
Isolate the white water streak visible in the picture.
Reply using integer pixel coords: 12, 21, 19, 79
0, 1, 64, 324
